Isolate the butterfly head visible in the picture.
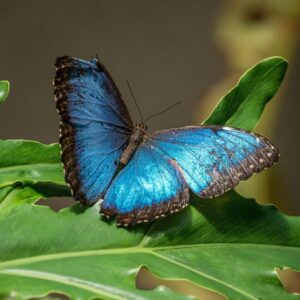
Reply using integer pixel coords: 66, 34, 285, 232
136, 122, 147, 131
131, 123, 147, 144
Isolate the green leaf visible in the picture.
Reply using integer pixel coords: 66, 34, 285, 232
0, 80, 9, 104
204, 57, 288, 130
0, 188, 299, 299
0, 140, 68, 193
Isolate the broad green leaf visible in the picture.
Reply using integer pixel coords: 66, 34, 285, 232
0, 140, 68, 193
0, 57, 298, 299
0, 188, 299, 299
204, 57, 288, 130
0, 80, 9, 104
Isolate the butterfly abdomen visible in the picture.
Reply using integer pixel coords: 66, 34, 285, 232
120, 124, 146, 165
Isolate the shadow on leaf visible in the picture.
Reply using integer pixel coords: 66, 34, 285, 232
190, 190, 291, 243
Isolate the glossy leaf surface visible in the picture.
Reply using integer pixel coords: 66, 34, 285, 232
0, 140, 66, 190
0, 189, 299, 299
204, 57, 288, 130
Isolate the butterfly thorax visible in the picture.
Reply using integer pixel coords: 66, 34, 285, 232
120, 123, 146, 165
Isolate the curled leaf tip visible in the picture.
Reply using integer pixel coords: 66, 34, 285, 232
0, 80, 10, 104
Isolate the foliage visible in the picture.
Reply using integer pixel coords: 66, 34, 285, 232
0, 58, 299, 300
0, 80, 9, 104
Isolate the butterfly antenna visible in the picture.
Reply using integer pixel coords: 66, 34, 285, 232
126, 82, 144, 123
144, 101, 181, 123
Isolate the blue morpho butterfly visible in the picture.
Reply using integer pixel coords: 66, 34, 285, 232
54, 56, 279, 227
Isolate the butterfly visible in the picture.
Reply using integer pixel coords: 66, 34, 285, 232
54, 56, 279, 227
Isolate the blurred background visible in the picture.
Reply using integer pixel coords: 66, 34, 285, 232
0, 1, 299, 299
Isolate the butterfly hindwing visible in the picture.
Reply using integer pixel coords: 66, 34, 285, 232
100, 142, 189, 226
148, 125, 279, 199
100, 125, 279, 226
54, 56, 133, 205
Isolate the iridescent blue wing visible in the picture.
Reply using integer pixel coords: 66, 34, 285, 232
148, 125, 279, 199
100, 143, 189, 226
54, 56, 133, 205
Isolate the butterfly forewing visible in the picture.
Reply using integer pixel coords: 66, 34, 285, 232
54, 56, 133, 205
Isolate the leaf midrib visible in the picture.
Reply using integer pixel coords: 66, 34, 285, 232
2, 243, 293, 300
1, 242, 298, 269
0, 268, 129, 300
